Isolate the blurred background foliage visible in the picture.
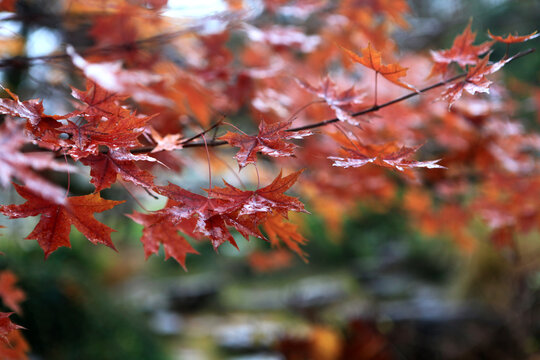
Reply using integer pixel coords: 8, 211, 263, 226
0, 0, 539, 359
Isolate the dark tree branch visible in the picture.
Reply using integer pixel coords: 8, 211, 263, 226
288, 48, 535, 133
156, 48, 534, 150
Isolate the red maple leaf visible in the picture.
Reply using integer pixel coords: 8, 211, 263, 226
206, 170, 307, 218
0, 184, 124, 258
81, 149, 156, 191
132, 170, 306, 261
127, 211, 199, 270
0, 87, 63, 132
0, 88, 65, 147
0, 313, 22, 345
70, 81, 130, 119
59, 109, 153, 160
0, 271, 25, 314
219, 119, 312, 169
296, 77, 366, 125
429, 20, 493, 77
154, 184, 259, 249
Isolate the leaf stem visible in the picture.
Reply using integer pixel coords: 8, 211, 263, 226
63, 152, 71, 198
223, 121, 249, 136
285, 99, 325, 123
254, 164, 261, 190
374, 72, 378, 106
201, 133, 212, 189
119, 180, 150, 212
333, 123, 360, 152
181, 117, 225, 145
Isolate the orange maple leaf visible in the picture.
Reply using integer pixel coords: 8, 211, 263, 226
262, 214, 308, 261
341, 43, 417, 91
439, 53, 512, 107
429, 20, 493, 77
0, 271, 25, 314
488, 30, 539, 44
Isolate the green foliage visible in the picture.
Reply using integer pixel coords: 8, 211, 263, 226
1, 247, 167, 360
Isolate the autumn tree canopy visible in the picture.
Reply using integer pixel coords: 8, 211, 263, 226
0, 0, 538, 356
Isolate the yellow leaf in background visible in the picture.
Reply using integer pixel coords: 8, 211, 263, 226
0, 38, 24, 57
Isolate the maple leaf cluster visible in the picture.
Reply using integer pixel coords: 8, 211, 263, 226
0, 2, 537, 356
0, 271, 28, 360
0, 78, 309, 269
129, 170, 307, 269
0, 0, 536, 276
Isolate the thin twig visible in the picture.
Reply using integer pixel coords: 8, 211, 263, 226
374, 72, 378, 106
168, 48, 534, 146
201, 133, 212, 189
42, 47, 537, 157
180, 117, 225, 145
287, 48, 535, 133
333, 123, 360, 152
119, 180, 151, 212
213, 153, 247, 189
